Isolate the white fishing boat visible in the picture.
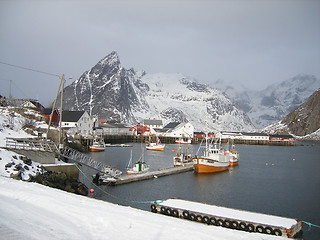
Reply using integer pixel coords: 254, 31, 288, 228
146, 137, 165, 151
193, 134, 230, 173
126, 149, 149, 175
175, 138, 191, 144
89, 137, 106, 152
173, 140, 193, 167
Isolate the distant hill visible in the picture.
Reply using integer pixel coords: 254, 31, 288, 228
260, 88, 320, 140
211, 75, 320, 129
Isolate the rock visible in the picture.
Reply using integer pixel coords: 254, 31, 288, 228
10, 171, 22, 180
32, 171, 88, 196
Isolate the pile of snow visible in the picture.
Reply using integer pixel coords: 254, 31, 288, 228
0, 176, 287, 240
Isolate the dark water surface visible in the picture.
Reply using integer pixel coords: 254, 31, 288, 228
80, 142, 320, 239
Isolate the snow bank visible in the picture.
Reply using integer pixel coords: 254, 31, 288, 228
0, 176, 287, 240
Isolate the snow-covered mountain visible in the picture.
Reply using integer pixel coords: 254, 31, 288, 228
260, 88, 320, 140
211, 75, 320, 129
59, 51, 255, 132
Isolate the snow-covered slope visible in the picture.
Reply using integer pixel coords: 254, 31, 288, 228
0, 176, 288, 240
60, 52, 255, 132
211, 75, 320, 129
260, 88, 320, 140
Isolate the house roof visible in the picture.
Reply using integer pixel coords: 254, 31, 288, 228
43, 108, 59, 115
269, 134, 294, 138
163, 122, 181, 129
143, 119, 163, 125
241, 132, 269, 136
61, 111, 85, 122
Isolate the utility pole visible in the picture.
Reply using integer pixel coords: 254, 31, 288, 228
59, 76, 65, 147
46, 74, 64, 143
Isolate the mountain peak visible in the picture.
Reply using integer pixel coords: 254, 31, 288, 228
98, 51, 120, 67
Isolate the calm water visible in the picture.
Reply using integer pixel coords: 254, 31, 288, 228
80, 142, 320, 239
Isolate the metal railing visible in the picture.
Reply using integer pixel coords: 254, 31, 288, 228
5, 138, 122, 177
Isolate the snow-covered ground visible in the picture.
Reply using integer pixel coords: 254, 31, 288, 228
0, 175, 289, 240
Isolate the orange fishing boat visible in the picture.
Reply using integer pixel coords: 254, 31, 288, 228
193, 135, 230, 173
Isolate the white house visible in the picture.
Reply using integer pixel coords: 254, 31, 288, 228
143, 119, 163, 129
61, 111, 93, 136
158, 122, 194, 138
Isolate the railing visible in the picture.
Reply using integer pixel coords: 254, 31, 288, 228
59, 146, 122, 177
5, 138, 122, 177
5, 138, 59, 152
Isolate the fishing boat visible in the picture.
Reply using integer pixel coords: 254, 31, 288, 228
89, 137, 106, 152
173, 140, 193, 167
193, 134, 230, 173
175, 138, 191, 144
226, 139, 239, 167
146, 137, 165, 151
126, 149, 149, 175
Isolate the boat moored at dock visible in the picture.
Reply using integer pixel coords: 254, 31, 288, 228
89, 137, 106, 152
193, 135, 230, 173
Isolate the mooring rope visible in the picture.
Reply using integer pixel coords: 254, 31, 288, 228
73, 163, 163, 205
302, 221, 320, 231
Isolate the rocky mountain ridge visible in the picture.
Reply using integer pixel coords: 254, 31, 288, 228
261, 88, 320, 140
59, 51, 255, 132
211, 75, 320, 129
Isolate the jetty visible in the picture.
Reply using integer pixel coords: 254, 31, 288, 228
151, 199, 303, 238
101, 165, 193, 185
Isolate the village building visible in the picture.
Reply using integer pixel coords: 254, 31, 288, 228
143, 119, 163, 129
61, 111, 93, 136
43, 108, 60, 126
22, 100, 45, 113
94, 122, 130, 136
269, 134, 295, 141
156, 122, 194, 138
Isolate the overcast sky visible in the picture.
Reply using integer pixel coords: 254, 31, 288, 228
1, 0, 319, 106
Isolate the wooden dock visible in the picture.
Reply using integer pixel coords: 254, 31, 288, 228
151, 199, 303, 238
105, 165, 193, 185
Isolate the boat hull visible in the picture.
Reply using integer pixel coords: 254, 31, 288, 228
146, 146, 165, 151
229, 161, 238, 167
194, 158, 229, 173
90, 147, 105, 152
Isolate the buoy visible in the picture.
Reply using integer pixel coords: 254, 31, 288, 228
272, 164, 275, 166
90, 188, 94, 197
172, 150, 175, 152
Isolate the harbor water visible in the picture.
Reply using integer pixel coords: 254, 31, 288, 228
80, 141, 320, 239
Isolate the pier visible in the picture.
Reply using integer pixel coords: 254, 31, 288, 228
151, 199, 303, 238
102, 165, 193, 185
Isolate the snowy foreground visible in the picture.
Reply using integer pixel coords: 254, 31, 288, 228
0, 176, 289, 240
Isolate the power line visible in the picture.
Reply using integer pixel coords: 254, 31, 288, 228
0, 60, 61, 78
